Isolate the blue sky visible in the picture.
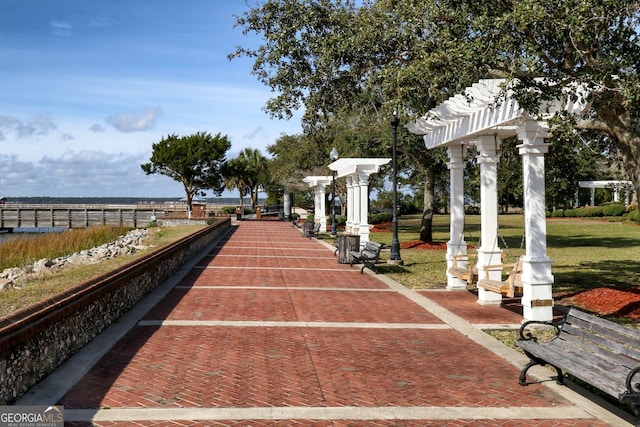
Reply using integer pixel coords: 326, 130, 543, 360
0, 1, 301, 198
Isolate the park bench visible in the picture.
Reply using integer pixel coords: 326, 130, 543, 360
306, 222, 321, 239
350, 241, 385, 274
516, 307, 640, 421
448, 254, 477, 285
476, 256, 524, 298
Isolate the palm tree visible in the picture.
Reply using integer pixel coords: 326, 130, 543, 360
238, 148, 269, 209
223, 157, 250, 209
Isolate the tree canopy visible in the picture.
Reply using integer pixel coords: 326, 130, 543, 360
233, 0, 640, 223
141, 132, 231, 215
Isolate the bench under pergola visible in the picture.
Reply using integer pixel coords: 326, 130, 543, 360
407, 79, 589, 321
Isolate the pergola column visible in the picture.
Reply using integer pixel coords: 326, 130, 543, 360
303, 176, 333, 232
475, 135, 503, 305
315, 185, 327, 231
346, 175, 355, 234
283, 193, 292, 219
446, 144, 468, 290
329, 158, 391, 244
518, 119, 554, 321
351, 176, 361, 236
357, 172, 371, 243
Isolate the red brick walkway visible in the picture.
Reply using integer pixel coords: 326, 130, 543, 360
29, 221, 633, 425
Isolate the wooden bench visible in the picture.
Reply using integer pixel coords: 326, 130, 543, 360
516, 307, 640, 420
306, 223, 321, 239
448, 254, 477, 285
476, 256, 523, 298
350, 241, 385, 274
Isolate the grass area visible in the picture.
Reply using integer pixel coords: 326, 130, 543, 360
359, 214, 640, 298
0, 226, 134, 271
0, 225, 207, 317
368, 213, 640, 318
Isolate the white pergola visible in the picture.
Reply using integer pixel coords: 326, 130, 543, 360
327, 158, 391, 243
302, 176, 333, 231
407, 79, 589, 321
578, 180, 634, 206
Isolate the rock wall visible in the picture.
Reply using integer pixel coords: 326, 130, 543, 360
0, 219, 231, 404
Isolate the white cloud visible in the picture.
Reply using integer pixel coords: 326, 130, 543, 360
0, 151, 185, 197
0, 115, 57, 139
50, 20, 72, 36
106, 108, 161, 133
89, 124, 105, 132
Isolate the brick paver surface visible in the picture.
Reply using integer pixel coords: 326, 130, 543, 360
53, 220, 624, 426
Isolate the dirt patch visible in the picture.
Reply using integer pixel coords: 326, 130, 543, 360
562, 287, 640, 320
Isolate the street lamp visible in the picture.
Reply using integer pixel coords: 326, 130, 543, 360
389, 110, 402, 264
329, 147, 339, 236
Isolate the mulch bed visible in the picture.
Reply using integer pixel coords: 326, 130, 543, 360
370, 222, 448, 250
564, 287, 640, 320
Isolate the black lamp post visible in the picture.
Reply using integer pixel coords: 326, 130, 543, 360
329, 147, 339, 236
389, 110, 402, 263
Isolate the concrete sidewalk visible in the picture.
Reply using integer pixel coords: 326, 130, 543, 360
19, 220, 636, 426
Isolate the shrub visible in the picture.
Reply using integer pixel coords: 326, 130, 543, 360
327, 215, 346, 226
221, 206, 236, 214
602, 203, 626, 217
370, 212, 393, 224
551, 209, 564, 217
574, 206, 604, 217
563, 209, 577, 217
465, 205, 480, 215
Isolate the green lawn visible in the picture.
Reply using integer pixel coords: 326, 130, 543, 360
362, 214, 640, 295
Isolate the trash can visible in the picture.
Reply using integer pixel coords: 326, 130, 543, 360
302, 221, 314, 237
337, 234, 361, 264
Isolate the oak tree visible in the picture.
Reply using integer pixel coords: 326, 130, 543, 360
141, 132, 231, 217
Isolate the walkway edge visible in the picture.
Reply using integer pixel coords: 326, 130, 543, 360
372, 271, 636, 426
16, 227, 233, 407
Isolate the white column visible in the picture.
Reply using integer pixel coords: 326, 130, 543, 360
358, 172, 370, 243
518, 119, 554, 321
613, 186, 621, 203
590, 188, 595, 206
316, 184, 327, 231
346, 175, 354, 234
284, 193, 292, 218
446, 145, 468, 290
351, 173, 361, 237
475, 135, 503, 305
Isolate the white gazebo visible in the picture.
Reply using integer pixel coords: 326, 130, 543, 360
577, 180, 634, 206
328, 158, 391, 243
407, 79, 589, 321
302, 176, 333, 231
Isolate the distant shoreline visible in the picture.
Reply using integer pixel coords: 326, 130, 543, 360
0, 197, 265, 206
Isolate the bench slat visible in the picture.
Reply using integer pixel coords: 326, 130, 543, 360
517, 307, 640, 409
517, 337, 630, 398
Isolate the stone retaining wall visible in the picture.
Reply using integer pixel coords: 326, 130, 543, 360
0, 219, 231, 404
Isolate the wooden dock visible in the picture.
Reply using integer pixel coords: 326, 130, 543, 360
0, 204, 168, 231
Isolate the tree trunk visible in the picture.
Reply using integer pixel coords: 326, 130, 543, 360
593, 101, 640, 204
419, 168, 436, 242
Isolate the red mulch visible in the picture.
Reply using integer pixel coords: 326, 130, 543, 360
400, 240, 448, 250
371, 222, 447, 250
565, 287, 640, 320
